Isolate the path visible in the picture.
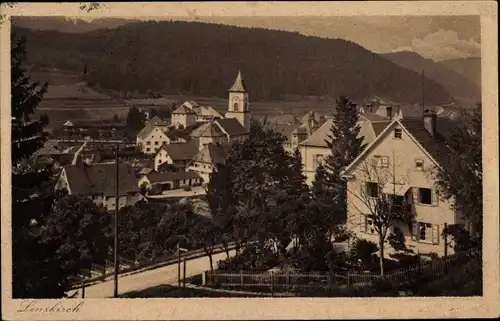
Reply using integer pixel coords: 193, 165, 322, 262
81, 249, 235, 298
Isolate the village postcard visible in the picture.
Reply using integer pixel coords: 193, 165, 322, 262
0, 1, 499, 320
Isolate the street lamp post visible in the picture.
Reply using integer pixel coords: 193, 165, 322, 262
113, 143, 119, 297
177, 243, 188, 288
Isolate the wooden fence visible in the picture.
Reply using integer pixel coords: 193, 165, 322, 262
204, 250, 480, 292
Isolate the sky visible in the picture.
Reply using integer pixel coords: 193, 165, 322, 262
145, 15, 481, 62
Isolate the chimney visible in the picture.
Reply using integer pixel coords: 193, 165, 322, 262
367, 103, 373, 113
423, 109, 437, 136
386, 106, 393, 120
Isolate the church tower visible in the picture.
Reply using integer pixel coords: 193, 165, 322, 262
225, 71, 250, 132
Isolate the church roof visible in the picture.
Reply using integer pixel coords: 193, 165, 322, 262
229, 70, 247, 92
190, 122, 225, 138
215, 118, 248, 136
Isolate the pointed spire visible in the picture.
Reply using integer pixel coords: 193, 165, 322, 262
229, 70, 247, 92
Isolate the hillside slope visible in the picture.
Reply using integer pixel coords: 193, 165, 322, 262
382, 51, 480, 101
439, 57, 481, 88
13, 21, 453, 105
11, 16, 138, 33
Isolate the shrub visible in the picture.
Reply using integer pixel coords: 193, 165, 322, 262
348, 238, 379, 270
217, 244, 279, 272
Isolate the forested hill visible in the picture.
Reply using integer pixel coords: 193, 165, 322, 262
14, 21, 453, 104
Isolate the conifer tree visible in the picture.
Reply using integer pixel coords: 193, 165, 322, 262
318, 96, 366, 227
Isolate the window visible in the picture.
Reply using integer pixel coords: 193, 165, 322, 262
360, 214, 376, 234
372, 155, 389, 168
366, 182, 379, 198
415, 159, 424, 171
234, 103, 239, 111
155, 141, 159, 145
394, 128, 402, 139
412, 222, 439, 244
413, 187, 438, 206
419, 188, 432, 205
313, 154, 324, 168
146, 141, 151, 145
146, 148, 150, 152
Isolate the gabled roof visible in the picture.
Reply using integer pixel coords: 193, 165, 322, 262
158, 140, 199, 161
299, 113, 390, 148
172, 105, 197, 115
229, 71, 248, 92
192, 143, 230, 165
400, 118, 452, 167
190, 122, 225, 138
63, 162, 139, 197
147, 116, 168, 127
342, 117, 453, 176
196, 106, 224, 118
137, 123, 167, 140
215, 118, 248, 136
146, 171, 201, 184
63, 120, 74, 127
299, 119, 333, 147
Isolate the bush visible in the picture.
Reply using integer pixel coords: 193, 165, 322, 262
348, 238, 379, 270
217, 244, 279, 272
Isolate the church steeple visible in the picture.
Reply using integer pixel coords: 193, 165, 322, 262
226, 70, 250, 132
229, 70, 247, 92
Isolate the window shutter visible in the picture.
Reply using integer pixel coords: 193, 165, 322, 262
431, 189, 439, 206
412, 187, 419, 205
431, 224, 439, 245
411, 222, 418, 241
360, 214, 366, 232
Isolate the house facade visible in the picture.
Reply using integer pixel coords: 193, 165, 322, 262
154, 139, 199, 171
186, 143, 231, 183
342, 111, 465, 256
299, 111, 392, 185
136, 123, 173, 155
55, 162, 142, 211
172, 105, 197, 129
138, 171, 202, 193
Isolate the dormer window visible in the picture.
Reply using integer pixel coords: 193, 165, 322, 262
394, 128, 402, 139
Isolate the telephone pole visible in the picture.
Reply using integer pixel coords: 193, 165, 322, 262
114, 143, 120, 297
421, 69, 425, 117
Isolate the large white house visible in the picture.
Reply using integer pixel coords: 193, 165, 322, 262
341, 110, 466, 256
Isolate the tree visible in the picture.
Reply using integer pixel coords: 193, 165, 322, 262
320, 96, 366, 229
434, 103, 482, 243
125, 106, 147, 138
189, 216, 221, 272
40, 194, 111, 289
11, 35, 111, 297
345, 152, 413, 276
11, 36, 48, 161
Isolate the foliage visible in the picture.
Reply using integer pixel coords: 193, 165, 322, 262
12, 34, 109, 298
434, 103, 482, 242
125, 106, 147, 138
40, 194, 111, 288
217, 244, 280, 272
348, 238, 379, 270
11, 35, 48, 162
14, 22, 452, 104
442, 224, 480, 253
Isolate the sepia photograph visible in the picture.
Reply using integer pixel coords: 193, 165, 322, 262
1, 2, 498, 320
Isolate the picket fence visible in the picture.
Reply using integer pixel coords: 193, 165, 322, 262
204, 250, 480, 291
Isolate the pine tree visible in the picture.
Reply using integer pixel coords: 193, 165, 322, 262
11, 35, 111, 298
319, 96, 366, 226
